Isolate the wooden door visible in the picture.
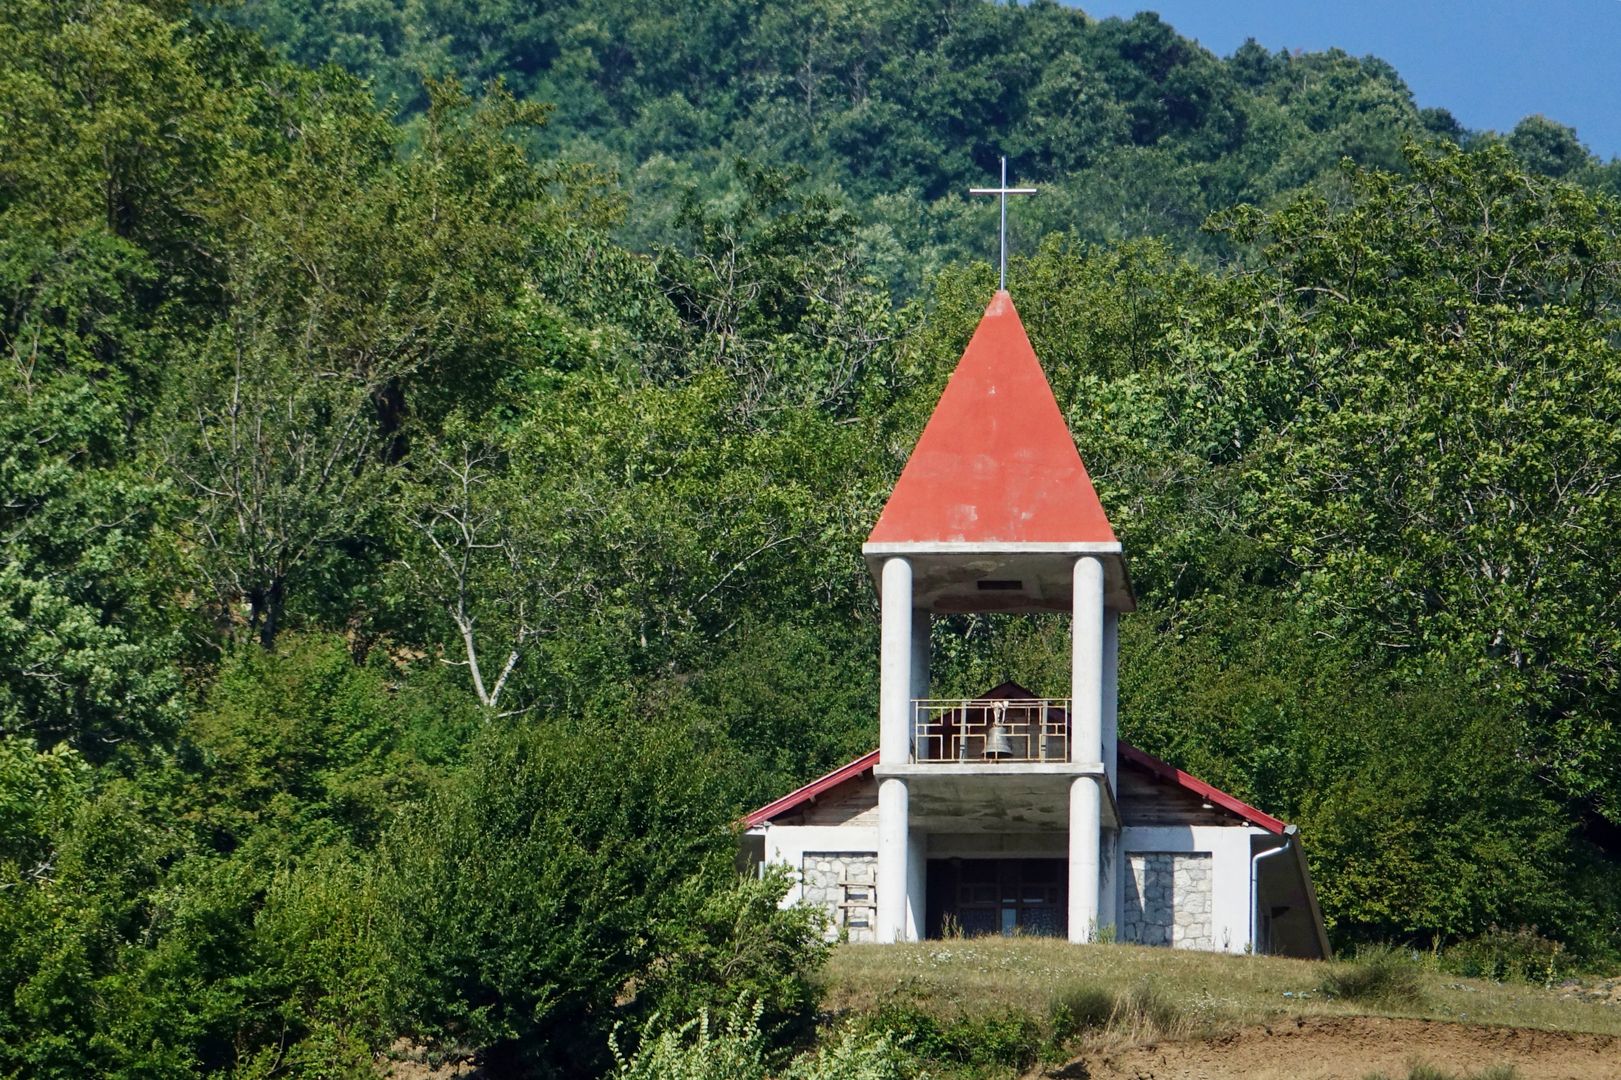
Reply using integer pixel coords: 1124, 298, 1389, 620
926, 858, 1066, 938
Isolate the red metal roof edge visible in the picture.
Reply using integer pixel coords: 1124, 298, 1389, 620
743, 749, 880, 828
1116, 742, 1289, 835
745, 741, 1288, 836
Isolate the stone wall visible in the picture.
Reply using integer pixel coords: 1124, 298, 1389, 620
800, 852, 878, 943
1121, 851, 1213, 950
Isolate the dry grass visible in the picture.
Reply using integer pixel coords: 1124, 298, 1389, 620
1320, 945, 1427, 1008
1363, 1068, 1521, 1080
821, 938, 1621, 1041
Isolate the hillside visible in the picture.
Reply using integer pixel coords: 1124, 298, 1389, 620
232, 0, 1619, 289
822, 939, 1621, 1079
4, 0, 1621, 1075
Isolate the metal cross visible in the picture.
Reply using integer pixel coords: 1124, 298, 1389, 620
969, 155, 1036, 291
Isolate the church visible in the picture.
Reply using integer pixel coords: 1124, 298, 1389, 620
741, 286, 1330, 958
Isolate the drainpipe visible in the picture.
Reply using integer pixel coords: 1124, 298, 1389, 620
1250, 823, 1297, 956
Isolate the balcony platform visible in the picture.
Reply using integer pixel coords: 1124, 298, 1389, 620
876, 761, 1104, 778
874, 761, 1118, 832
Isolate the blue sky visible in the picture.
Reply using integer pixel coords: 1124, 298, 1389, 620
1070, 1, 1621, 161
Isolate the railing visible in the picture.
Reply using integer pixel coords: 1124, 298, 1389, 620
911, 698, 1071, 764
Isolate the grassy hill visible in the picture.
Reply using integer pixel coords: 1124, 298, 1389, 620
820, 938, 1621, 1079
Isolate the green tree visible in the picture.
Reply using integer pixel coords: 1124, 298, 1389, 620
1507, 115, 1592, 180
1220, 144, 1621, 822
233, 0, 1503, 286
1119, 596, 1585, 949
632, 867, 830, 1048
168, 80, 602, 648
379, 716, 740, 1075
656, 160, 907, 416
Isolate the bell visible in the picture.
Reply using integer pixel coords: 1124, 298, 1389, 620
984, 722, 1014, 759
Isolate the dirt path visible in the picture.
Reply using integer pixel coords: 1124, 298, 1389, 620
1055, 1016, 1621, 1079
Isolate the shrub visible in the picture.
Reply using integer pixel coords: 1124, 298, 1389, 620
862, 1002, 1042, 1071
1049, 984, 1116, 1042
1441, 928, 1565, 986
633, 866, 831, 1048
610, 1002, 925, 1080
861, 1003, 944, 1062
184, 634, 457, 852
379, 716, 739, 1076
783, 1028, 926, 1080
1104, 982, 1189, 1043
1319, 945, 1425, 1008
609, 1002, 769, 1080
963, 1012, 1045, 1071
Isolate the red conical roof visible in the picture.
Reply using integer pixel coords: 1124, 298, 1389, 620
868, 291, 1116, 546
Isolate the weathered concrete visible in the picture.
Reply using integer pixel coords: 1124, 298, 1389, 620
876, 777, 910, 942
1072, 556, 1105, 766
1099, 825, 1120, 937
1068, 775, 1101, 942
905, 831, 926, 942
1102, 608, 1119, 791
910, 609, 931, 709
875, 761, 1112, 832
880, 557, 913, 766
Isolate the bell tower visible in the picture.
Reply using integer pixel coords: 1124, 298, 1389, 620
864, 289, 1132, 944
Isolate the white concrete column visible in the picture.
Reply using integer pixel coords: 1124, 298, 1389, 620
1071, 557, 1105, 765
1102, 608, 1119, 791
905, 831, 927, 941
880, 557, 914, 765
1068, 776, 1101, 942
877, 777, 910, 943
909, 609, 931, 706
1098, 826, 1119, 939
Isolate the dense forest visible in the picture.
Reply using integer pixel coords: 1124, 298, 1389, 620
236, 0, 1621, 288
3, 0, 1621, 1075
